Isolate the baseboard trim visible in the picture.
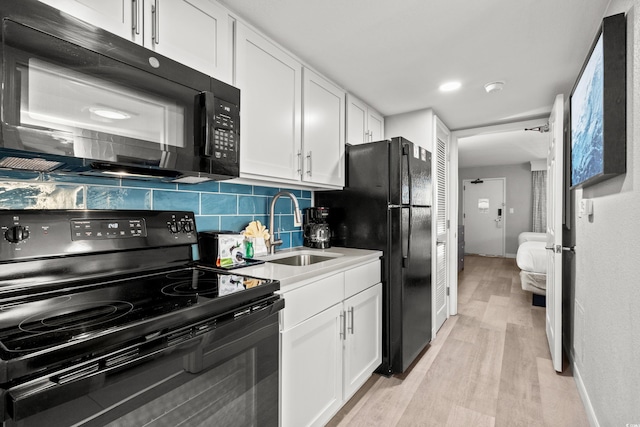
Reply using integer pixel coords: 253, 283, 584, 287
571, 352, 600, 427
505, 253, 516, 258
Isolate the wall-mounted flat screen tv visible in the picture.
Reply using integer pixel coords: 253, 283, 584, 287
570, 13, 626, 189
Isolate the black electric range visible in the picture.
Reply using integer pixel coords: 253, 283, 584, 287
0, 210, 281, 424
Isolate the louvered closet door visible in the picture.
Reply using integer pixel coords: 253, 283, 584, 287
434, 120, 449, 333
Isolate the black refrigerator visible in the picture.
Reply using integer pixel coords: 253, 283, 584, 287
316, 137, 432, 375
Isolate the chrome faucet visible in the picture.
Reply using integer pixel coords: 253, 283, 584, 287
269, 191, 303, 254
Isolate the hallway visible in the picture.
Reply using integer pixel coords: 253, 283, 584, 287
327, 255, 589, 426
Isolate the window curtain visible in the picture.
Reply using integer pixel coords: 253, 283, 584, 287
532, 170, 547, 232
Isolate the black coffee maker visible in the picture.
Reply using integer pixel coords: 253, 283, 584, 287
303, 207, 331, 249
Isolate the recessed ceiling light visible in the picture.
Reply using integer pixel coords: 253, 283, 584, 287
484, 81, 505, 93
439, 81, 461, 92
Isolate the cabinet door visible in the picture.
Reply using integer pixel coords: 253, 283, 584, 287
302, 69, 345, 187
38, 0, 141, 43
281, 304, 343, 427
145, 0, 231, 81
368, 108, 385, 142
236, 23, 302, 182
343, 283, 382, 400
346, 94, 368, 145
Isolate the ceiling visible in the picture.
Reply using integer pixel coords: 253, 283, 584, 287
219, 0, 615, 167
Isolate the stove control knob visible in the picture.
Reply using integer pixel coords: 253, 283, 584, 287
5, 225, 30, 243
181, 220, 194, 233
168, 221, 181, 234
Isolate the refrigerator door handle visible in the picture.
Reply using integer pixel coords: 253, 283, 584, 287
402, 142, 412, 205
402, 207, 411, 268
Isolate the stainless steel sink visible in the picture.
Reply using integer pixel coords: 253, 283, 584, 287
267, 254, 335, 266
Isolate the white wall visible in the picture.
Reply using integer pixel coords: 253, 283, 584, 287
570, 1, 640, 424
385, 108, 434, 151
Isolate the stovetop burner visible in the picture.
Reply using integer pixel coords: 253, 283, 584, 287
15, 300, 134, 352
0, 267, 275, 359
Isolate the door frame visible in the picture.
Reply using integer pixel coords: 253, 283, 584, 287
462, 177, 506, 257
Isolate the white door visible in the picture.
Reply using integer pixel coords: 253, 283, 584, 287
463, 178, 505, 256
434, 118, 450, 333
546, 94, 564, 372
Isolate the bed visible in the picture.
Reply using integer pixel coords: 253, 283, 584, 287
516, 232, 547, 296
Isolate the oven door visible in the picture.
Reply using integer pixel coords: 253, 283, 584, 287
2, 303, 281, 427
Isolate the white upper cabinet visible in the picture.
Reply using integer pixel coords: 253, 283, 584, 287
143, 0, 231, 82
235, 21, 345, 189
235, 22, 302, 182
368, 108, 385, 141
38, 0, 138, 41
346, 94, 384, 145
302, 68, 345, 187
38, 0, 231, 82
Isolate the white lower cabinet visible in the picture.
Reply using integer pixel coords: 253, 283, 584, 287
281, 303, 343, 427
280, 261, 382, 427
343, 284, 382, 399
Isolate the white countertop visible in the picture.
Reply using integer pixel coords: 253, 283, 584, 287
232, 247, 382, 291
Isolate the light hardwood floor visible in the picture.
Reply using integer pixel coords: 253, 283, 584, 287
327, 255, 589, 427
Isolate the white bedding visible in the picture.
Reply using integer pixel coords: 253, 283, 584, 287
517, 232, 547, 246
516, 241, 547, 274
516, 237, 547, 295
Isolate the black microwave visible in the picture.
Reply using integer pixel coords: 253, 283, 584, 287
0, 0, 240, 183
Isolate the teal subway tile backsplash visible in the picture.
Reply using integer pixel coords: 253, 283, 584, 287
238, 195, 268, 215
202, 193, 237, 215
0, 181, 84, 209
253, 186, 280, 196
219, 182, 252, 195
195, 215, 221, 231
153, 190, 200, 212
86, 186, 151, 210
221, 215, 255, 231
0, 172, 312, 249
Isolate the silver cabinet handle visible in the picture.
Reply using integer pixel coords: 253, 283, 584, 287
151, 1, 160, 44
348, 307, 354, 334
340, 311, 346, 340
306, 151, 312, 176
297, 150, 302, 176
131, 0, 140, 35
